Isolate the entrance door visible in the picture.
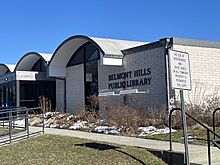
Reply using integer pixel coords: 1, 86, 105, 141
85, 60, 98, 106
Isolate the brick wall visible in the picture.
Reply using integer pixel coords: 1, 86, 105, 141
98, 46, 168, 109
172, 45, 220, 105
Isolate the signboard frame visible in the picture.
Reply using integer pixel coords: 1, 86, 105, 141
168, 49, 192, 91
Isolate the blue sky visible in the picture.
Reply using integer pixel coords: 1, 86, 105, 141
0, 0, 220, 64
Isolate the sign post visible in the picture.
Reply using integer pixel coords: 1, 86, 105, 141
169, 49, 192, 165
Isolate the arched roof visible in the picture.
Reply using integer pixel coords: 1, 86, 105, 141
15, 52, 52, 71
49, 35, 146, 77
0, 64, 16, 76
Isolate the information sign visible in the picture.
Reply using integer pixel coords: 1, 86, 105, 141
169, 50, 191, 90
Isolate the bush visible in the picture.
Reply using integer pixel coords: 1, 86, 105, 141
172, 94, 220, 128
74, 95, 169, 135
103, 104, 141, 135
38, 96, 53, 113
74, 93, 220, 134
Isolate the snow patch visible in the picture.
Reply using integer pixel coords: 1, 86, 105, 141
94, 126, 120, 134
138, 126, 177, 136
14, 119, 25, 127
69, 121, 88, 130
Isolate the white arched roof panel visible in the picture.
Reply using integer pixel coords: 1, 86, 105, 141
0, 64, 16, 76
91, 37, 146, 57
49, 35, 146, 78
15, 52, 52, 71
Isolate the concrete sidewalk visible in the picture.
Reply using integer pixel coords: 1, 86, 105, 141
30, 127, 220, 165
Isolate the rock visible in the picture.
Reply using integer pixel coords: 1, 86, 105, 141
30, 117, 42, 126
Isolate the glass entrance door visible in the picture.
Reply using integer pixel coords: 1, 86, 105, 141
85, 60, 98, 105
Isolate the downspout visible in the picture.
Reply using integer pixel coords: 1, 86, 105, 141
161, 38, 172, 111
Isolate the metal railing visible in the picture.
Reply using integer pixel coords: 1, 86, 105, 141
213, 108, 220, 140
0, 107, 44, 145
169, 108, 220, 165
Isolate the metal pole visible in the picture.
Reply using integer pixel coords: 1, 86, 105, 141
207, 130, 211, 165
180, 90, 190, 165
9, 109, 12, 143
169, 111, 173, 151
42, 107, 45, 134
213, 110, 216, 140
26, 108, 29, 138
3, 114, 4, 127
213, 108, 220, 140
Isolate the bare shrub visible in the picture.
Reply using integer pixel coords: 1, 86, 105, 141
206, 93, 220, 111
74, 96, 100, 123
138, 107, 168, 128
177, 93, 220, 128
85, 95, 99, 116
186, 82, 208, 107
38, 96, 53, 113
178, 83, 220, 127
100, 102, 169, 135
206, 93, 220, 126
172, 111, 183, 129
75, 107, 97, 123
74, 95, 174, 134
103, 104, 141, 135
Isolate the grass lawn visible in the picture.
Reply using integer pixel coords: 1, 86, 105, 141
143, 128, 220, 146
0, 135, 166, 165
0, 127, 23, 136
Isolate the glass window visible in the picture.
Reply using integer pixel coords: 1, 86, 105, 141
66, 44, 85, 67
31, 59, 46, 72
67, 42, 100, 67
87, 49, 99, 61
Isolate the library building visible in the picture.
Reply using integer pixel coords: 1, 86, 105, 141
1, 35, 220, 114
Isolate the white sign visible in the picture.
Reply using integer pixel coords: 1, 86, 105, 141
169, 50, 191, 90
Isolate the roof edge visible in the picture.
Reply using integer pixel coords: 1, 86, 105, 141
15, 52, 48, 71
122, 39, 166, 55
171, 37, 220, 49
48, 35, 105, 67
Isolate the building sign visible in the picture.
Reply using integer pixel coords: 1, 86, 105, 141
108, 68, 151, 89
16, 71, 47, 81
169, 50, 191, 90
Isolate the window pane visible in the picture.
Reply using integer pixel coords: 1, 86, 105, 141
88, 49, 99, 61
66, 45, 85, 67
